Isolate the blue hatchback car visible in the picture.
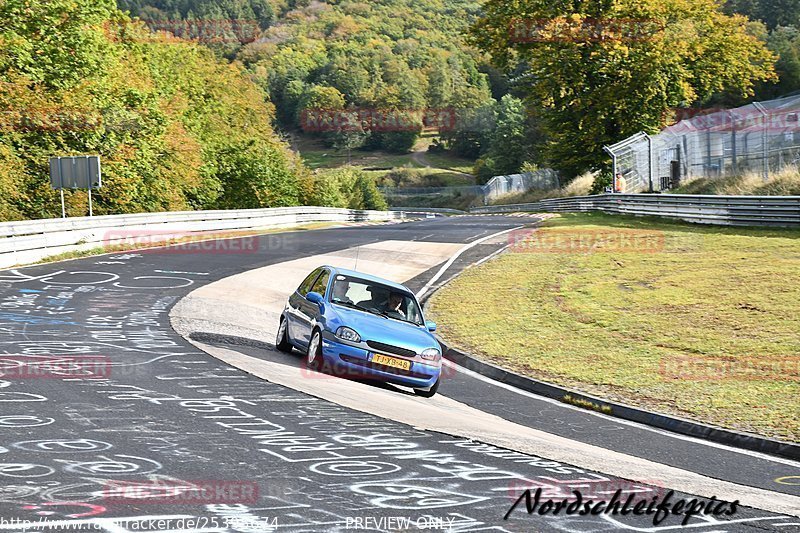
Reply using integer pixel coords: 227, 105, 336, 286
275, 266, 443, 397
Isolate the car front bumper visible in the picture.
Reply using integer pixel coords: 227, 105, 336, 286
320, 331, 440, 389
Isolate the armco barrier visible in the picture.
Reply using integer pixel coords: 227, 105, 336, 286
0, 207, 406, 269
470, 194, 800, 227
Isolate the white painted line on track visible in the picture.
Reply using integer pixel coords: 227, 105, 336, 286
443, 359, 800, 469
473, 243, 510, 267
416, 225, 524, 300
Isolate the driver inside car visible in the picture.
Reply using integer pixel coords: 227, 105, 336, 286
383, 291, 406, 320
356, 286, 388, 311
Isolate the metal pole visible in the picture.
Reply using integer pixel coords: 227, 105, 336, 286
730, 110, 737, 175
645, 133, 654, 192
753, 102, 769, 182
603, 146, 617, 193
57, 156, 67, 218
88, 188, 93, 217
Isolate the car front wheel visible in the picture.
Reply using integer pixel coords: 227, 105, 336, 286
276, 317, 293, 353
306, 329, 324, 371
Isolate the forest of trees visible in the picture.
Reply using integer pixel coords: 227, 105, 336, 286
471, 0, 777, 180
723, 0, 800, 100
112, 0, 800, 185
0, 0, 385, 221
119, 0, 530, 179
3, 0, 800, 222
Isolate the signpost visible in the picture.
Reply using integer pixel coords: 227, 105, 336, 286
49, 156, 102, 218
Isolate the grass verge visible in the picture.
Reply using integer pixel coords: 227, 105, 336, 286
672, 166, 800, 195
427, 213, 800, 442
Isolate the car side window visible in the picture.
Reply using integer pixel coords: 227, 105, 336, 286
309, 269, 331, 297
297, 269, 322, 296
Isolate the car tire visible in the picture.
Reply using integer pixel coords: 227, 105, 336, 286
276, 317, 293, 353
414, 376, 440, 398
306, 329, 324, 371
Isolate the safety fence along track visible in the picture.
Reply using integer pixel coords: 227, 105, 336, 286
470, 194, 800, 228
0, 207, 406, 269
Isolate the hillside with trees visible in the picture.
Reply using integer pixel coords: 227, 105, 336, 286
3, 0, 795, 222
0, 0, 387, 221
118, 0, 523, 182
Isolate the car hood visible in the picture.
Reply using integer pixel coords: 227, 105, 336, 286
330, 305, 438, 352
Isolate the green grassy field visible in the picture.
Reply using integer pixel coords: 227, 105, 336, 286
427, 213, 800, 441
294, 133, 476, 186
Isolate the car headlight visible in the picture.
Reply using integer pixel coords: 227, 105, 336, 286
335, 326, 361, 343
420, 348, 440, 361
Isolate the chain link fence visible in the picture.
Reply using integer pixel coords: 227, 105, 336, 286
482, 169, 560, 203
605, 94, 800, 193
380, 168, 560, 205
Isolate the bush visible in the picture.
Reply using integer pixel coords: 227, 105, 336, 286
590, 171, 613, 195
313, 167, 388, 210
0, 4, 309, 220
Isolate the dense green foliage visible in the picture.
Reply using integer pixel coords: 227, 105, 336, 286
0, 0, 391, 221
725, 0, 800, 31
720, 3, 800, 102
117, 0, 548, 182
117, 0, 278, 57
237, 0, 494, 153
310, 166, 388, 210
471, 0, 777, 179
118, 0, 276, 27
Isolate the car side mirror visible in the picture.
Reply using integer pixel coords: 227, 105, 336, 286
426, 320, 437, 332
306, 292, 324, 306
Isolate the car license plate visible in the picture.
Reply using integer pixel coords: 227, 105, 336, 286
371, 353, 411, 371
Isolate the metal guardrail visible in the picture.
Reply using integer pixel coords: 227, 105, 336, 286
0, 207, 407, 269
470, 194, 800, 227
389, 207, 466, 216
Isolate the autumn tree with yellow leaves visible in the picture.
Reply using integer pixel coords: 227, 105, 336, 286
471, 0, 778, 178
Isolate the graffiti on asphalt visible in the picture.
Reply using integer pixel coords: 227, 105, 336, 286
0, 265, 790, 532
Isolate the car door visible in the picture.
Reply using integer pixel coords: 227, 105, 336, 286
287, 268, 322, 343
296, 268, 331, 346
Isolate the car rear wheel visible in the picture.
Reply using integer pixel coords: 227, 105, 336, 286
414, 376, 440, 398
276, 317, 293, 353
306, 329, 324, 371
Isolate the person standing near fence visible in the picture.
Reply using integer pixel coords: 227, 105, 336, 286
615, 173, 626, 193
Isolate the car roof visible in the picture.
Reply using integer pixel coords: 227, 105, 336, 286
324, 266, 412, 294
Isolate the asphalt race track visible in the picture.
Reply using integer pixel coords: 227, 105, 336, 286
0, 215, 797, 533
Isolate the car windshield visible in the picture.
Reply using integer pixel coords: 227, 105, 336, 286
330, 275, 424, 326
